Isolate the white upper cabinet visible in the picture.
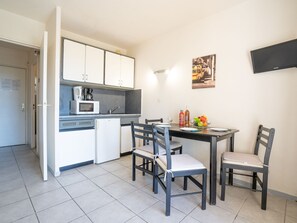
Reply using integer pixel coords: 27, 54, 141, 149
85, 45, 104, 84
62, 39, 104, 84
105, 51, 134, 88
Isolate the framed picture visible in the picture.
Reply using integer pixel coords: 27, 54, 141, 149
192, 54, 216, 89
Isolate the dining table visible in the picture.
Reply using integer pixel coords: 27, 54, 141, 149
168, 124, 239, 205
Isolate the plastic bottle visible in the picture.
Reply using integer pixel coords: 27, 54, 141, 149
179, 110, 185, 127
185, 108, 190, 127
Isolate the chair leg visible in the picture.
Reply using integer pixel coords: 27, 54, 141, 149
202, 172, 207, 210
179, 147, 183, 154
261, 171, 268, 210
183, 176, 188, 190
228, 168, 233, 185
165, 172, 172, 216
252, 172, 257, 190
132, 153, 136, 181
142, 158, 145, 176
221, 166, 226, 201
154, 164, 158, 194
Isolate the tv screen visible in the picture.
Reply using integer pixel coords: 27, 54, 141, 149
250, 39, 297, 74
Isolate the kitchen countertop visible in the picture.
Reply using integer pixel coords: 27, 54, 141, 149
60, 113, 141, 121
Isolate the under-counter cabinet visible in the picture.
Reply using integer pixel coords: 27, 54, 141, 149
120, 125, 132, 154
58, 129, 95, 169
105, 51, 134, 88
62, 39, 104, 84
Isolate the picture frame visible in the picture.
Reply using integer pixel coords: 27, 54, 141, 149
192, 54, 216, 89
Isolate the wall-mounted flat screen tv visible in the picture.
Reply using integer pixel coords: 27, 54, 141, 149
250, 39, 297, 74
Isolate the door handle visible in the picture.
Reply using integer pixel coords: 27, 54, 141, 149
21, 103, 25, 111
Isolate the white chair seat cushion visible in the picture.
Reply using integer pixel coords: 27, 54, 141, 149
133, 145, 166, 159
222, 152, 263, 168
156, 154, 206, 172
170, 141, 182, 150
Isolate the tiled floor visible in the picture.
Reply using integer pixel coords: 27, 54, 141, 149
0, 145, 296, 223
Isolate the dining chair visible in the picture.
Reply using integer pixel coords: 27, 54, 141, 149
220, 125, 275, 210
152, 125, 207, 216
131, 122, 166, 191
145, 118, 183, 154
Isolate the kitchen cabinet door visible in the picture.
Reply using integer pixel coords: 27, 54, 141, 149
63, 39, 85, 82
120, 125, 132, 154
105, 51, 121, 86
58, 129, 95, 168
121, 56, 134, 88
85, 45, 104, 84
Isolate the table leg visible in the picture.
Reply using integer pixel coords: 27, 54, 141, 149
210, 137, 217, 205
228, 134, 234, 185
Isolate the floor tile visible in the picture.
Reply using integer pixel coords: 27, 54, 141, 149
126, 172, 152, 189
77, 164, 108, 179
70, 215, 92, 223
31, 187, 71, 212
285, 216, 297, 223
56, 171, 87, 186
118, 189, 158, 214
0, 186, 28, 208
125, 216, 147, 223
138, 201, 186, 223
37, 200, 84, 223
74, 188, 114, 213
64, 179, 98, 198
99, 161, 124, 172
111, 165, 131, 178
189, 204, 236, 223
26, 178, 62, 197
0, 199, 34, 223
88, 200, 135, 223
180, 215, 202, 223
91, 172, 121, 188
102, 180, 138, 199
0, 177, 24, 193
237, 196, 285, 223
286, 200, 297, 219
13, 214, 39, 223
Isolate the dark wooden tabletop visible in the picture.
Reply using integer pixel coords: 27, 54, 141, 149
168, 123, 239, 142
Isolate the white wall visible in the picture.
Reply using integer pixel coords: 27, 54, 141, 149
46, 7, 61, 176
131, 0, 297, 196
61, 30, 127, 55
0, 9, 45, 48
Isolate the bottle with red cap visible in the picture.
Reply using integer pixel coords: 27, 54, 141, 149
185, 108, 190, 127
179, 110, 185, 127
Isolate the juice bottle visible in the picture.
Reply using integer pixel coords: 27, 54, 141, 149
179, 110, 185, 127
185, 108, 190, 127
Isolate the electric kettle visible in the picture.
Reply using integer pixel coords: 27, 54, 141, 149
73, 86, 83, 101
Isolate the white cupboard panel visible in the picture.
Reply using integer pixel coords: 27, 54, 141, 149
121, 56, 134, 88
63, 39, 85, 81
105, 51, 121, 86
85, 45, 104, 84
120, 125, 132, 154
58, 130, 95, 168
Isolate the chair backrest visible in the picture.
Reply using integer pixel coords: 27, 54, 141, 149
131, 122, 154, 147
145, 118, 163, 124
153, 125, 172, 169
254, 125, 275, 166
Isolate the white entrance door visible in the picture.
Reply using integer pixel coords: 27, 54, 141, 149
37, 31, 48, 181
0, 66, 26, 147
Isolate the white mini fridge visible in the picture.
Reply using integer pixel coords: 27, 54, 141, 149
95, 118, 120, 164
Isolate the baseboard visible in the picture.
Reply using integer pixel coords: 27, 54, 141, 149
223, 175, 297, 201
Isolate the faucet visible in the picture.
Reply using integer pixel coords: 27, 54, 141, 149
108, 106, 120, 114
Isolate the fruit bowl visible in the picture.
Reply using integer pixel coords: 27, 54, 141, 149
193, 115, 209, 127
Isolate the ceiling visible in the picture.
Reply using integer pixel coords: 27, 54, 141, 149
0, 0, 248, 49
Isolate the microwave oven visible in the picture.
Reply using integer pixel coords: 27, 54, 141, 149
70, 101, 99, 115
